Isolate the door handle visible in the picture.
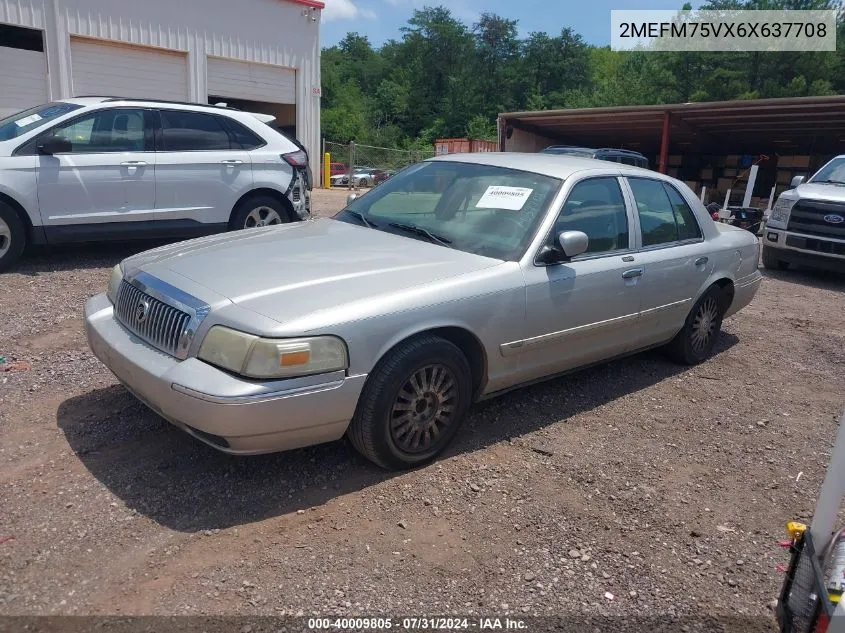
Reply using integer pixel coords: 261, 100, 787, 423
220, 159, 244, 165
694, 256, 709, 266
622, 268, 644, 279
120, 161, 147, 166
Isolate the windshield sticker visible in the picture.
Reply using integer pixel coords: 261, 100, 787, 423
14, 114, 42, 127
475, 186, 534, 211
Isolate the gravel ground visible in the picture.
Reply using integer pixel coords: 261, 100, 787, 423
1, 189, 843, 626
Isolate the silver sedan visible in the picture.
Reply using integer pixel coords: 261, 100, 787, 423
85, 153, 762, 469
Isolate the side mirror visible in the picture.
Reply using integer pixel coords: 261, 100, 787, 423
346, 193, 358, 205
37, 136, 72, 155
790, 175, 806, 188
558, 230, 589, 259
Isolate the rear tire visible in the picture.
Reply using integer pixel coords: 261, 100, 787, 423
761, 244, 790, 270
229, 194, 290, 231
0, 202, 26, 273
665, 286, 726, 365
359, 179, 369, 188
347, 335, 472, 470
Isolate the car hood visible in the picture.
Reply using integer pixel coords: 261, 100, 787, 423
124, 218, 503, 325
791, 182, 845, 202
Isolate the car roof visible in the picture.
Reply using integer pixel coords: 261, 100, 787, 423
427, 152, 656, 180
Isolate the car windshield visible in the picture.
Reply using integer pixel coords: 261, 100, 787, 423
810, 157, 845, 184
0, 102, 83, 141
334, 160, 561, 261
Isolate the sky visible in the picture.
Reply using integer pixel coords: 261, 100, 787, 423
319, 0, 703, 48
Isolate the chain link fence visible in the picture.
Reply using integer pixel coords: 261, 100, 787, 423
322, 141, 435, 189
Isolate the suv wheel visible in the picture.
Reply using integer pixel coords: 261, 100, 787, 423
229, 195, 290, 230
665, 286, 726, 365
347, 335, 472, 470
0, 202, 25, 272
761, 244, 790, 270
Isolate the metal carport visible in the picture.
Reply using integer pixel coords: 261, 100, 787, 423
499, 95, 845, 174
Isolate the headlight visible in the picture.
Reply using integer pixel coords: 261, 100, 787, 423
107, 264, 123, 304
769, 196, 796, 226
197, 326, 348, 379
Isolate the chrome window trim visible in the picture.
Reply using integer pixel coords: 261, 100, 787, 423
532, 174, 633, 266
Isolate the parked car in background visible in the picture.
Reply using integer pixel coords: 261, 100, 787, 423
0, 98, 312, 271
330, 167, 379, 187
330, 162, 348, 177
763, 154, 845, 273
542, 146, 650, 169
373, 169, 396, 185
86, 153, 761, 470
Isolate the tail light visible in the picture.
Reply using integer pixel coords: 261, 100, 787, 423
282, 150, 308, 168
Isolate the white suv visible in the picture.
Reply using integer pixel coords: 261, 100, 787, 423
0, 97, 312, 271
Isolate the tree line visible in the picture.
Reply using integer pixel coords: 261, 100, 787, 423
320, 0, 845, 149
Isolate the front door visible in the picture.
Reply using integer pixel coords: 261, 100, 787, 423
35, 107, 156, 236
512, 176, 644, 383
152, 109, 252, 226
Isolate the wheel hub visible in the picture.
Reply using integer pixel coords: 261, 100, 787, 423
390, 365, 457, 454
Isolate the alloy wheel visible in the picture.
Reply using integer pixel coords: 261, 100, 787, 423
389, 364, 458, 454
0, 217, 11, 259
244, 206, 283, 228
690, 296, 719, 353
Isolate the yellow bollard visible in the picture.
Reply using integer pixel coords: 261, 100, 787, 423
324, 152, 331, 189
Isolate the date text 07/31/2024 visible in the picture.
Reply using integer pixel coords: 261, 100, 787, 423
306, 617, 528, 630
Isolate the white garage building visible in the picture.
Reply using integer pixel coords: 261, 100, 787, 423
0, 0, 323, 175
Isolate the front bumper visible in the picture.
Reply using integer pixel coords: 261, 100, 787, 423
764, 228, 845, 272
84, 293, 366, 455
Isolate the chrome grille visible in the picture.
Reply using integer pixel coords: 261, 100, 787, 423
114, 281, 191, 357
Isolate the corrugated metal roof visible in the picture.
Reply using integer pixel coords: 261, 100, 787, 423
499, 95, 845, 155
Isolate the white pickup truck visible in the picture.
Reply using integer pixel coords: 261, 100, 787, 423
763, 154, 845, 273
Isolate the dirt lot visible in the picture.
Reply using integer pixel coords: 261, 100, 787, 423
1, 189, 844, 625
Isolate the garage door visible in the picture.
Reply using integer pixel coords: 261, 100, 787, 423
207, 57, 295, 104
70, 38, 188, 101
0, 46, 47, 116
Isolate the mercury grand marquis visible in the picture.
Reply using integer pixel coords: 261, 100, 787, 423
85, 153, 762, 469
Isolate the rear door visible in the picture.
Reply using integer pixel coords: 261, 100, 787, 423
152, 109, 253, 226
623, 177, 713, 347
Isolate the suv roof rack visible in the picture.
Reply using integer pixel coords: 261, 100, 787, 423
594, 148, 647, 157
100, 97, 241, 111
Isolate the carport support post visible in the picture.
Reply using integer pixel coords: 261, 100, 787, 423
658, 111, 671, 174
700, 186, 707, 203
743, 165, 759, 208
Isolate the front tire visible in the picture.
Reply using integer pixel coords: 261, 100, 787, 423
761, 244, 790, 270
665, 286, 726, 365
229, 195, 290, 230
347, 335, 472, 470
358, 179, 369, 188
0, 202, 26, 273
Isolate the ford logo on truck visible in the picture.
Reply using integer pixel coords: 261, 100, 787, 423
823, 214, 844, 224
